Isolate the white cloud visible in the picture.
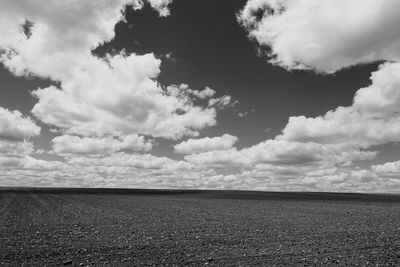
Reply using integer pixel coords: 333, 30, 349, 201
2, 0, 399, 193
31, 54, 217, 139
0, 107, 40, 141
372, 161, 400, 177
0, 0, 171, 78
0, 141, 34, 156
241, 140, 331, 166
0, 107, 40, 175
238, 0, 400, 72
0, 149, 218, 189
145, 0, 173, 17
0, 0, 132, 79
166, 84, 216, 100
21, 156, 66, 171
185, 139, 375, 168
174, 134, 238, 154
68, 152, 177, 169
353, 63, 400, 117
350, 170, 378, 183
0, 142, 393, 192
279, 62, 400, 149
233, 0, 400, 192
184, 148, 245, 167
51, 134, 152, 155
0, 0, 222, 140
189, 86, 216, 99
0, 0, 224, 188
0, 0, 250, 190
208, 95, 238, 110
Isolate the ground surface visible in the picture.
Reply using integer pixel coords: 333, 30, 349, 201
1, 188, 400, 266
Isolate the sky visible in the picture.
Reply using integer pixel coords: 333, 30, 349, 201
1, 0, 400, 192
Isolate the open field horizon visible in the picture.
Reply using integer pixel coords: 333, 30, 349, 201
2, 188, 400, 266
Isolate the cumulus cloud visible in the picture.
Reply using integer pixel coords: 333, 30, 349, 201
238, 0, 400, 72
30, 54, 217, 139
236, 0, 400, 193
19, 156, 65, 171
189, 86, 216, 99
372, 161, 400, 177
0, 107, 40, 141
174, 134, 238, 154
0, 0, 245, 190
350, 170, 378, 183
166, 84, 216, 100
0, 0, 170, 78
208, 95, 238, 110
0, 141, 34, 157
0, 107, 42, 176
145, 0, 173, 17
185, 148, 244, 167
185, 139, 375, 168
51, 134, 153, 155
0, 0, 216, 187
2, 0, 400, 193
279, 62, 400, 149
0, 111, 64, 175
0, 0, 131, 79
68, 152, 177, 169
0, 0, 222, 140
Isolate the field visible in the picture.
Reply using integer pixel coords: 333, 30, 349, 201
1, 188, 400, 266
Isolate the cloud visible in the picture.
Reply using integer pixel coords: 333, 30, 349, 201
0, 107, 39, 171
0, 107, 40, 177
0, 107, 40, 141
237, 0, 400, 187
0, 0, 249, 190
0, 141, 34, 157
31, 54, 217, 139
166, 84, 216, 100
51, 134, 153, 155
279, 62, 400, 149
1, 0, 399, 193
0, 0, 170, 78
145, 0, 173, 17
174, 134, 238, 154
184, 148, 245, 167
0, 107, 64, 175
0, 0, 223, 140
208, 95, 238, 110
233, 0, 400, 192
350, 170, 378, 183
19, 156, 65, 171
238, 0, 400, 72
189, 86, 216, 99
372, 161, 400, 177
241, 140, 331, 166
67, 152, 178, 169
0, 0, 219, 188
0, 140, 391, 192
184, 139, 375, 168
1, 148, 218, 188
0, 0, 131, 79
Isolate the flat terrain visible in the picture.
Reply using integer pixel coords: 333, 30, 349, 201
1, 188, 400, 266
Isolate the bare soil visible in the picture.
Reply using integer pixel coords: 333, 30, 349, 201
1, 188, 400, 266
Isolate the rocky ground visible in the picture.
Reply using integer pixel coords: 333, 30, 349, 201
1, 188, 400, 266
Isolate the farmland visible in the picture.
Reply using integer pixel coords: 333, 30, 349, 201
1, 188, 400, 266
